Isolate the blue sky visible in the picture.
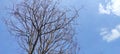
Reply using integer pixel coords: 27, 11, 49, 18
1, 0, 120, 54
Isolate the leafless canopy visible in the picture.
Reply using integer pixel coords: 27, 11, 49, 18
6, 0, 79, 54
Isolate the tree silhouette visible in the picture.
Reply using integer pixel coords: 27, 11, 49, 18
5, 0, 79, 54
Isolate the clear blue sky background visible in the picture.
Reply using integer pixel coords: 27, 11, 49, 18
1, 0, 120, 54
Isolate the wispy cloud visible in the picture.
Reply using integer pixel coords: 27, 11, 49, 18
99, 3, 110, 14
99, 0, 120, 16
100, 25, 120, 42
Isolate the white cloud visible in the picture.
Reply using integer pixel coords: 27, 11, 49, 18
99, 3, 110, 14
100, 25, 120, 42
99, 0, 120, 16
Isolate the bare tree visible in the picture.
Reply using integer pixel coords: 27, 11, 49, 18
5, 0, 79, 54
